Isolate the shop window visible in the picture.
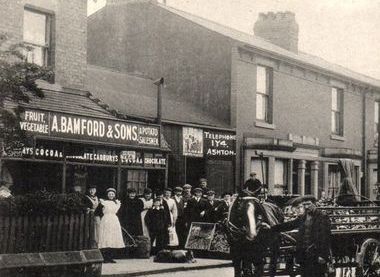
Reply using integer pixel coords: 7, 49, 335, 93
250, 157, 268, 185
23, 8, 52, 66
256, 65, 273, 123
127, 170, 147, 195
328, 164, 341, 199
331, 87, 344, 135
274, 159, 287, 195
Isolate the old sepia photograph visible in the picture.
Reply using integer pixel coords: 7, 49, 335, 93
0, 0, 380, 276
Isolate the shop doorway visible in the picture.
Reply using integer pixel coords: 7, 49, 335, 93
185, 157, 206, 187
206, 159, 233, 196
65, 165, 117, 198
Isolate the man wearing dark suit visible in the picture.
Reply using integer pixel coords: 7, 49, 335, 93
172, 186, 186, 248
264, 195, 332, 277
203, 190, 219, 223
216, 192, 232, 221
242, 172, 262, 196
185, 187, 208, 225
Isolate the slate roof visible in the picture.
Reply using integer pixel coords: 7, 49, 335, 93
154, 2, 380, 89
15, 81, 117, 120
85, 64, 230, 128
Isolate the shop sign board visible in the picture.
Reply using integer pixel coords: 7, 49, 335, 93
203, 130, 236, 158
19, 109, 160, 147
182, 127, 203, 157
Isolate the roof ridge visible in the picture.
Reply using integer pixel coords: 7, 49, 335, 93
154, 2, 380, 87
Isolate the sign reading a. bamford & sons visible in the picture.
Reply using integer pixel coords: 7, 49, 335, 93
204, 130, 236, 158
19, 109, 160, 147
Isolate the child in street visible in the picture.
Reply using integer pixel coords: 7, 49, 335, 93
145, 197, 171, 255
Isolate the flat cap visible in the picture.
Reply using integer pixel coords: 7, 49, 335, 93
183, 184, 192, 189
207, 190, 215, 196
193, 187, 203, 193
199, 178, 207, 182
291, 195, 317, 206
174, 186, 183, 192
164, 187, 172, 192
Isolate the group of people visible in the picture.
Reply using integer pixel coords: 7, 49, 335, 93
84, 178, 234, 263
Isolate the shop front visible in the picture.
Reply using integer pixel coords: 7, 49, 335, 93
0, 108, 170, 197
181, 127, 236, 195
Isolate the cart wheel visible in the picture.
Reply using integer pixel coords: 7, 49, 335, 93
356, 238, 380, 277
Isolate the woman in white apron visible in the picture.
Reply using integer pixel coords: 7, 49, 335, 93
98, 188, 125, 263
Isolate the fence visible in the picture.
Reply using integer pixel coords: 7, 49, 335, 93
0, 211, 95, 254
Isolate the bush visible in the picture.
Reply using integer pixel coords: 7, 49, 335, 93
0, 190, 87, 216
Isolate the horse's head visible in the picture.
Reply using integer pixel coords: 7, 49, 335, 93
228, 196, 261, 241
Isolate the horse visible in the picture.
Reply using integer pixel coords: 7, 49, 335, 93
223, 194, 284, 277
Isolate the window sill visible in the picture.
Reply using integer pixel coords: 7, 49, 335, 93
330, 134, 345, 141
255, 121, 275, 130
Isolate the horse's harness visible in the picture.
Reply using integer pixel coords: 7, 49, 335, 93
223, 196, 267, 243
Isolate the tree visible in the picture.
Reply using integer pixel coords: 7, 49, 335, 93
0, 33, 53, 155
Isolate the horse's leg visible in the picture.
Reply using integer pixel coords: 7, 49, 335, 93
269, 239, 280, 277
232, 256, 242, 277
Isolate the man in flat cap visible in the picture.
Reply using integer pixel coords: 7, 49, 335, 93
203, 190, 219, 223
172, 187, 186, 247
182, 184, 193, 205
242, 172, 262, 197
185, 187, 208, 226
263, 195, 331, 277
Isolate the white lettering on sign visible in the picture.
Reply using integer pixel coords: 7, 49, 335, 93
21, 109, 160, 147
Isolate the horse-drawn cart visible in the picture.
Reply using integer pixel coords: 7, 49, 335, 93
318, 205, 380, 277
275, 204, 380, 277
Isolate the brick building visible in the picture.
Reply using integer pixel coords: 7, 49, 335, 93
0, 0, 170, 197
87, 0, 380, 200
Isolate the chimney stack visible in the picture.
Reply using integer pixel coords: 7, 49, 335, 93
254, 11, 299, 53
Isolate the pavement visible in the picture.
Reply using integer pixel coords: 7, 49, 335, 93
101, 257, 233, 277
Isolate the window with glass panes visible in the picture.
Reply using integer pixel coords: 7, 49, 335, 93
23, 8, 51, 66
256, 65, 272, 122
331, 87, 343, 135
127, 170, 147, 195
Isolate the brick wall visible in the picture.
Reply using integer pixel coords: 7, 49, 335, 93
88, 2, 232, 124
0, 0, 87, 89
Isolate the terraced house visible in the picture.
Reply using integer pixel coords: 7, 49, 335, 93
87, 0, 380, 200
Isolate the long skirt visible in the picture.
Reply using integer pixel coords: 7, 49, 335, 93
98, 214, 125, 249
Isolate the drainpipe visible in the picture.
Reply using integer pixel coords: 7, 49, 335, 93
362, 90, 367, 197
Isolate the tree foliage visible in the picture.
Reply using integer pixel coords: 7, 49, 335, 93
0, 33, 54, 151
